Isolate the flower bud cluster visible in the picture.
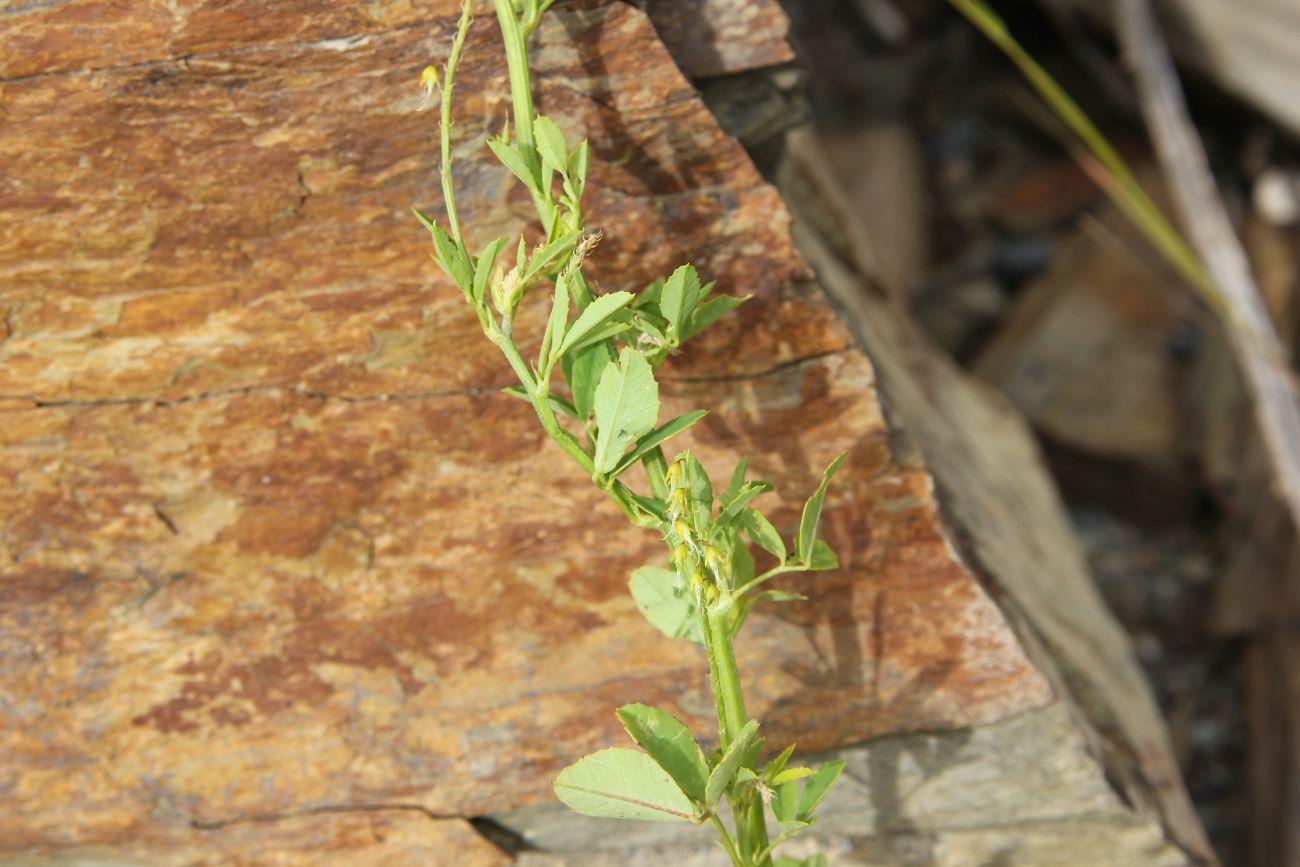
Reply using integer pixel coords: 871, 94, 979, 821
665, 456, 730, 607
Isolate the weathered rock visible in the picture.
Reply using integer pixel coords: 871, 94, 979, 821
1, 2, 1208, 865
643, 0, 795, 79
7, 813, 509, 867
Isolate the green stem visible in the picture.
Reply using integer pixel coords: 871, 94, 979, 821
701, 610, 773, 866
439, 1, 474, 249
491, 0, 555, 229
702, 606, 746, 747
708, 814, 745, 867
492, 0, 537, 154
744, 799, 775, 867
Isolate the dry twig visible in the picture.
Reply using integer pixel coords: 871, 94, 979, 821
1118, 0, 1300, 531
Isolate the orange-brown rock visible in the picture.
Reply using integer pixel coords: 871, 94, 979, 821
1, 1, 1207, 864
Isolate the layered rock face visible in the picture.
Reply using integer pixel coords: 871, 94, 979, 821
1, 1, 1209, 864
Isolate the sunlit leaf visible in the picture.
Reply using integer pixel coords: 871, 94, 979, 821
593, 348, 659, 475
705, 719, 759, 807
629, 566, 702, 643
798, 454, 847, 565
617, 704, 710, 802
554, 748, 698, 823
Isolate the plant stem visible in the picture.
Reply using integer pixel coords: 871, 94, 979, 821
708, 813, 745, 867
439, 1, 474, 250
492, 0, 537, 154
491, 0, 556, 231
701, 606, 773, 866
702, 606, 746, 748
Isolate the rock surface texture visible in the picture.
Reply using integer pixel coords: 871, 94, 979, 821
1, 1, 1209, 864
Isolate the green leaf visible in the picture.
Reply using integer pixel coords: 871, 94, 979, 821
540, 274, 570, 372
772, 779, 799, 823
473, 237, 508, 307
488, 136, 540, 191
616, 704, 710, 802
629, 566, 702, 643
798, 453, 847, 565
411, 206, 437, 233
732, 540, 755, 589
772, 767, 814, 786
763, 743, 798, 783
682, 293, 749, 341
680, 453, 713, 531
634, 277, 665, 310
611, 410, 708, 478
567, 341, 611, 419
660, 264, 702, 339
705, 719, 759, 807
715, 481, 774, 531
569, 139, 590, 196
741, 508, 785, 562
722, 457, 748, 507
751, 590, 807, 604
593, 348, 659, 475
522, 229, 582, 287
807, 539, 839, 571
796, 760, 846, 822
422, 218, 472, 292
533, 115, 570, 175
629, 491, 669, 524
565, 316, 633, 355
556, 291, 635, 358
553, 748, 698, 823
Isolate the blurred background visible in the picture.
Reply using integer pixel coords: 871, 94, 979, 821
684, 0, 1300, 863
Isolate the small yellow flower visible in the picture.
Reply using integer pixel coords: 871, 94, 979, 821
417, 65, 440, 111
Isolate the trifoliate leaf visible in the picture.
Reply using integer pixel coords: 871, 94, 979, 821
807, 539, 839, 571
593, 348, 659, 475
487, 136, 540, 191
554, 748, 698, 823
796, 760, 846, 822
797, 453, 847, 565
533, 115, 570, 175
556, 291, 634, 359
660, 264, 702, 339
740, 508, 786, 562
705, 719, 760, 808
611, 411, 708, 478
629, 566, 702, 644
617, 704, 710, 802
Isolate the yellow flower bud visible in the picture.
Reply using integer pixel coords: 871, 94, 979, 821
689, 569, 706, 595
671, 544, 690, 571
417, 65, 440, 111
673, 520, 693, 544
703, 581, 720, 606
